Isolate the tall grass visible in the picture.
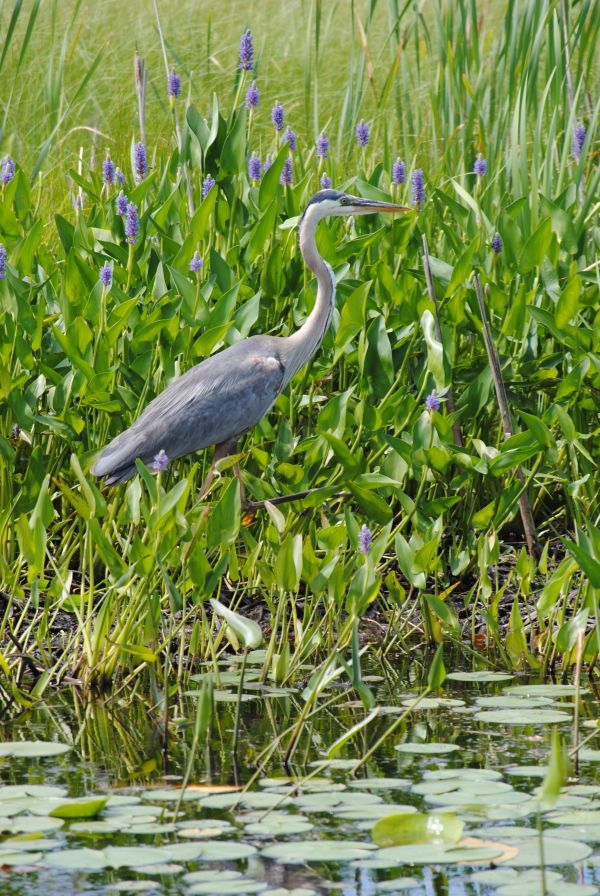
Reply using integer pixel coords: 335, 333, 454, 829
0, 0, 598, 696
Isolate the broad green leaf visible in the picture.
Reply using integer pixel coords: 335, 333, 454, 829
210, 599, 262, 649
372, 812, 463, 847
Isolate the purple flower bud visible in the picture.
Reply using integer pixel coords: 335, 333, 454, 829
248, 152, 262, 181
190, 252, 203, 274
115, 191, 128, 216
573, 123, 585, 160
202, 175, 216, 199
411, 168, 425, 208
474, 154, 487, 177
280, 157, 292, 186
102, 153, 115, 186
116, 167, 125, 185
168, 68, 181, 99
316, 132, 330, 158
125, 202, 140, 244
356, 119, 369, 147
239, 30, 254, 71
263, 155, 273, 173
491, 233, 503, 254
245, 81, 259, 109
0, 244, 7, 280
134, 142, 147, 183
283, 128, 297, 151
320, 173, 332, 189
1, 155, 15, 185
392, 158, 406, 185
425, 392, 440, 412
271, 101, 284, 131
99, 263, 112, 287
153, 449, 169, 473
358, 524, 372, 555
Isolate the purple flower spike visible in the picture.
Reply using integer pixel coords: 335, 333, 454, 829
271, 101, 284, 131
392, 158, 406, 185
316, 132, 330, 158
248, 152, 261, 181
102, 153, 115, 186
168, 68, 181, 99
0, 244, 7, 280
573, 122, 585, 160
1, 155, 15, 185
356, 119, 369, 147
245, 81, 259, 109
239, 29, 254, 71
115, 191, 128, 216
202, 175, 216, 199
190, 252, 203, 274
358, 524, 372, 555
474, 154, 487, 177
125, 202, 140, 244
425, 392, 440, 412
280, 157, 292, 186
283, 128, 297, 151
320, 173, 332, 189
153, 449, 169, 473
99, 263, 112, 287
134, 142, 147, 183
263, 155, 273, 173
116, 167, 125, 185
491, 233, 503, 254
411, 168, 425, 208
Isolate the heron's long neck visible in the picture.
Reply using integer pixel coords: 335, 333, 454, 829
283, 209, 335, 386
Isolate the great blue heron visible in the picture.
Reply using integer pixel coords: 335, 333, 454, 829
91, 190, 410, 501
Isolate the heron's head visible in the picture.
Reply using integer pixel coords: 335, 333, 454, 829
302, 189, 412, 223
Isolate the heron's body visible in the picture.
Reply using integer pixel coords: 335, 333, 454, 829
92, 190, 409, 493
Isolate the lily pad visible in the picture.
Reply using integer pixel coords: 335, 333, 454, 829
395, 742, 459, 755
446, 671, 514, 682
505, 685, 587, 698
372, 812, 463, 846
261, 839, 375, 864
0, 741, 71, 758
49, 796, 108, 818
348, 777, 411, 791
474, 709, 571, 724
500, 837, 592, 866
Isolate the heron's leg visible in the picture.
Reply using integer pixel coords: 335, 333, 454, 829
199, 438, 238, 500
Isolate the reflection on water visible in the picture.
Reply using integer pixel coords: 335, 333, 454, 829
0, 651, 599, 896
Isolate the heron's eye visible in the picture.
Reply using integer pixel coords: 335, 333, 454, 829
339, 197, 348, 205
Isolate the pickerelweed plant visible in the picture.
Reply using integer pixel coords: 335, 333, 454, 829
0, 0, 598, 695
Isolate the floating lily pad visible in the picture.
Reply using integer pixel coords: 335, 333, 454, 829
475, 709, 571, 724
370, 841, 506, 865
261, 839, 375, 864
348, 777, 411, 791
395, 742, 459, 755
546, 810, 600, 825
373, 812, 463, 847
244, 818, 314, 837
0, 815, 64, 833
475, 696, 555, 709
505, 685, 587, 698
0, 741, 71, 758
0, 785, 68, 800
49, 796, 108, 818
505, 765, 549, 777
447, 671, 514, 682
188, 881, 268, 895
401, 697, 465, 710
423, 768, 503, 781
45, 845, 168, 870
579, 750, 600, 763
500, 837, 592, 866
0, 851, 43, 865
336, 803, 417, 821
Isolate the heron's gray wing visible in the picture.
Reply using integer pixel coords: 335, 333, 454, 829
92, 337, 285, 479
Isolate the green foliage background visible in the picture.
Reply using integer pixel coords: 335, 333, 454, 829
0, 0, 598, 689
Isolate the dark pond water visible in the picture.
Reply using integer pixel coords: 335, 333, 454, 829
1, 652, 599, 896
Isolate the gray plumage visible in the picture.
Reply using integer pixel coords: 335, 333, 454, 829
91, 191, 409, 490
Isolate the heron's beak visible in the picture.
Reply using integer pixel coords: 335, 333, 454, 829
349, 197, 413, 215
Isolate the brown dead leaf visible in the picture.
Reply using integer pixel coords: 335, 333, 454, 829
458, 836, 519, 864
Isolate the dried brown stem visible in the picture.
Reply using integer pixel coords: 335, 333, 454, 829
473, 274, 539, 557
